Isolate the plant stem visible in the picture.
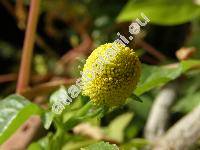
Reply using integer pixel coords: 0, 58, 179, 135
76, 101, 93, 116
64, 102, 94, 131
16, 0, 40, 94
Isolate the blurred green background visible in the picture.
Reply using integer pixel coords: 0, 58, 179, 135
0, 0, 200, 150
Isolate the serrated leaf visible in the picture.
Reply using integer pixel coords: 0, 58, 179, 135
81, 141, 119, 150
0, 94, 42, 144
106, 113, 133, 142
117, 0, 200, 25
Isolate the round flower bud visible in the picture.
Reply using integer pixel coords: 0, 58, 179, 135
81, 42, 141, 107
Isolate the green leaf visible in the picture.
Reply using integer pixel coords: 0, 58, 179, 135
135, 64, 182, 95
41, 111, 55, 130
63, 101, 94, 130
106, 113, 133, 142
64, 103, 106, 131
129, 93, 143, 102
172, 92, 200, 113
125, 118, 144, 139
50, 86, 68, 106
0, 94, 42, 144
127, 94, 153, 120
50, 86, 73, 114
81, 141, 119, 150
135, 60, 200, 96
121, 138, 149, 149
28, 142, 43, 150
28, 133, 53, 150
63, 141, 97, 150
117, 0, 200, 25
180, 59, 200, 72
29, 126, 66, 150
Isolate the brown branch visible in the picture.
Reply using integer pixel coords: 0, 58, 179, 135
1, 0, 55, 58
15, 0, 27, 29
153, 105, 200, 150
138, 39, 166, 62
141, 55, 159, 65
0, 73, 18, 83
21, 78, 76, 99
58, 33, 92, 65
16, 0, 41, 94
0, 0, 15, 17
35, 34, 57, 57
0, 73, 52, 84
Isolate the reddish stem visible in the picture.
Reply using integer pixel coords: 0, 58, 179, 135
16, 0, 40, 94
138, 39, 166, 62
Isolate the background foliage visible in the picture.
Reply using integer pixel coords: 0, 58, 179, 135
0, 0, 200, 149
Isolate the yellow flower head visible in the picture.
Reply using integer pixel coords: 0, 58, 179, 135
81, 42, 141, 107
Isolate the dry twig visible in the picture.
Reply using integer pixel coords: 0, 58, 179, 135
145, 83, 178, 140
153, 105, 200, 150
